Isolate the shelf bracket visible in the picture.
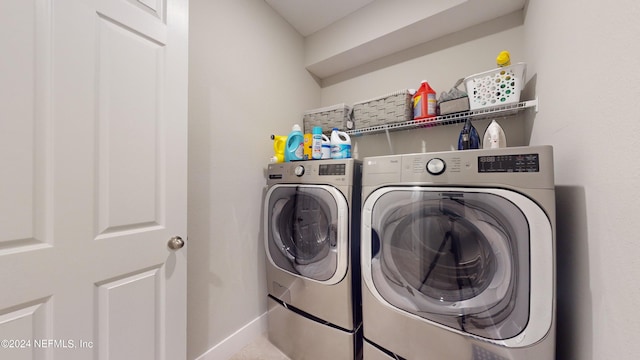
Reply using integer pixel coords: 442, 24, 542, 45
384, 126, 394, 154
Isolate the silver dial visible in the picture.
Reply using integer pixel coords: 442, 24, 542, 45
294, 165, 305, 177
426, 158, 446, 175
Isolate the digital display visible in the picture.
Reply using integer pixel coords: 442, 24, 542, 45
319, 163, 346, 176
478, 153, 540, 173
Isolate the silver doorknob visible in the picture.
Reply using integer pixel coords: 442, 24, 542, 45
168, 236, 185, 250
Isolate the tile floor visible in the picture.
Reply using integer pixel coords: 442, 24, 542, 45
229, 334, 290, 360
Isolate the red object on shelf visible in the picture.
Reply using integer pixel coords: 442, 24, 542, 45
413, 81, 436, 121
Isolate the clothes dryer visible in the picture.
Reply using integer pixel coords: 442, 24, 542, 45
264, 159, 362, 360
361, 146, 556, 360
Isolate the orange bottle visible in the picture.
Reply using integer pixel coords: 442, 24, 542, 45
413, 81, 437, 120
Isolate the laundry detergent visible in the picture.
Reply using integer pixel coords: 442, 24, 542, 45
330, 128, 351, 159
284, 124, 304, 161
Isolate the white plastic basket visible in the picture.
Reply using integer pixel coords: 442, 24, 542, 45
464, 62, 526, 110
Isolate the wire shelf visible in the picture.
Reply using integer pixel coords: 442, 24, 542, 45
345, 99, 538, 136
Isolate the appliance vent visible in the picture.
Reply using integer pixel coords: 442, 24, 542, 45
472, 345, 508, 360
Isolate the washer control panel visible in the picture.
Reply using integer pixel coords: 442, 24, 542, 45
266, 159, 358, 185
319, 163, 346, 176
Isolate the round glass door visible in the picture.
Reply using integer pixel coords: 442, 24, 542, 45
389, 205, 497, 303
368, 188, 530, 340
274, 192, 331, 265
266, 185, 347, 283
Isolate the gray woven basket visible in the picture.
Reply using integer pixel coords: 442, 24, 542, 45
352, 90, 413, 129
303, 104, 351, 134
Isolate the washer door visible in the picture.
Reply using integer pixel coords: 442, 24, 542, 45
361, 187, 553, 346
265, 184, 349, 284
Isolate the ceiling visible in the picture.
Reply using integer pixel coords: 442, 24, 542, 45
263, 0, 527, 80
264, 0, 375, 37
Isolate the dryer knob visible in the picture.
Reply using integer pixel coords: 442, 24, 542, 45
426, 158, 446, 175
294, 165, 305, 177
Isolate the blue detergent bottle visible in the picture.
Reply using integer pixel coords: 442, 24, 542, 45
285, 124, 304, 162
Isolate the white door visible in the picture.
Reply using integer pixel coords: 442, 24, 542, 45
0, 0, 188, 359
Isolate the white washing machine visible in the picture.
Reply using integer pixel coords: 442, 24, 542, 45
360, 146, 556, 360
264, 159, 362, 360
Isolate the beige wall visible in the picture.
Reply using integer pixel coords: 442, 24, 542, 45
187, 1, 320, 358
524, 1, 640, 359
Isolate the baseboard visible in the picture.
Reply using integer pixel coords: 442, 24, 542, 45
195, 312, 268, 360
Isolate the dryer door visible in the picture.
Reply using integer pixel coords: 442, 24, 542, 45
361, 187, 553, 346
265, 184, 349, 284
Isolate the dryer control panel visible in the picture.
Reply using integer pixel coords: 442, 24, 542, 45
478, 153, 540, 173
362, 146, 554, 190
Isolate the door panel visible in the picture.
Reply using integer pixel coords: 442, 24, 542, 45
96, 15, 164, 235
98, 0, 168, 42
0, 0, 50, 250
0, 300, 50, 360
97, 267, 163, 360
0, 0, 188, 359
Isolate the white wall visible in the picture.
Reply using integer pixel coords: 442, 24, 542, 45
187, 1, 320, 358
524, 1, 640, 359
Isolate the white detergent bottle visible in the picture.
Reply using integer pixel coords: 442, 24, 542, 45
330, 128, 351, 159
321, 134, 331, 159
483, 120, 507, 149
